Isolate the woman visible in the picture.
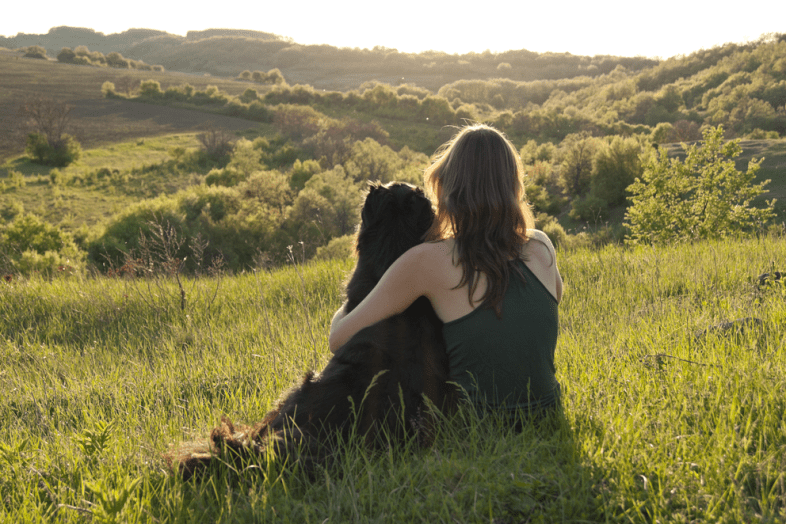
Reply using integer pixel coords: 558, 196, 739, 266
330, 124, 563, 423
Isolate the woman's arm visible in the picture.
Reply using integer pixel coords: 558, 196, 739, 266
329, 243, 436, 352
330, 301, 349, 332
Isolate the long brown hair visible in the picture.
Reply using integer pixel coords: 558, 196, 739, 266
424, 124, 535, 316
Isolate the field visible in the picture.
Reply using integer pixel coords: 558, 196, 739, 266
1, 236, 784, 522
0, 51, 266, 160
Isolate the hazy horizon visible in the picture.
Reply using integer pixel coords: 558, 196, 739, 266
3, 1, 784, 59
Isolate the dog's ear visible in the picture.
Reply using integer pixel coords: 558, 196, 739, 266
360, 183, 390, 227
408, 189, 435, 238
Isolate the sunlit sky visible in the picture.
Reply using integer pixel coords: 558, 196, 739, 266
3, 0, 784, 59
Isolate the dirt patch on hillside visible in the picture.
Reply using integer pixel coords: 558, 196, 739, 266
1, 97, 261, 161
72, 98, 260, 145
0, 52, 265, 161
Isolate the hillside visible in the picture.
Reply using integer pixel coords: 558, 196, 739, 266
1, 33, 785, 278
0, 26, 658, 91
0, 50, 267, 159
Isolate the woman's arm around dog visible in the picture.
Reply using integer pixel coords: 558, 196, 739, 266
329, 241, 452, 353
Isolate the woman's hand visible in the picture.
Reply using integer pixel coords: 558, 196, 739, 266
328, 243, 436, 352
329, 302, 348, 353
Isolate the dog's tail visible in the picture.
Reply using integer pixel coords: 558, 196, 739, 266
163, 416, 268, 481
163, 416, 329, 481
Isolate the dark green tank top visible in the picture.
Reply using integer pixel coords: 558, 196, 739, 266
443, 260, 560, 416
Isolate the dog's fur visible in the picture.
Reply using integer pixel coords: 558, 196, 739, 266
165, 182, 456, 479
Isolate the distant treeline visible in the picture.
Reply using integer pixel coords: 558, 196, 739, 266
56, 45, 164, 71
111, 32, 786, 147
1, 26, 658, 91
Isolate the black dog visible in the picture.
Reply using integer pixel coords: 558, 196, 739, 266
166, 182, 455, 479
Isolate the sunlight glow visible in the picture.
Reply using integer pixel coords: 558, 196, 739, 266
2, 0, 784, 58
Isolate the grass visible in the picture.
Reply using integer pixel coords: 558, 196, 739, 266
1, 235, 784, 522
0, 134, 214, 230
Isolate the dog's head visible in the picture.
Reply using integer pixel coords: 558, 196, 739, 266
353, 181, 435, 283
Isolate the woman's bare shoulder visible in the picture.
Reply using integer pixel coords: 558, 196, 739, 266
525, 229, 557, 265
526, 228, 552, 246
419, 238, 453, 258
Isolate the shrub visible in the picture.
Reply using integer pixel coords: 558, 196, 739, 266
25, 132, 82, 167
539, 217, 567, 248
1, 214, 83, 275
558, 133, 599, 196
106, 52, 129, 69
239, 88, 258, 103
314, 234, 354, 260
57, 47, 76, 63
101, 81, 116, 97
23, 46, 47, 59
569, 194, 609, 223
0, 200, 24, 221
14, 250, 81, 277
205, 168, 246, 187
590, 136, 643, 206
197, 128, 235, 161
138, 80, 163, 98
87, 197, 186, 271
6, 170, 26, 189
289, 159, 322, 191
626, 125, 775, 243
49, 169, 67, 185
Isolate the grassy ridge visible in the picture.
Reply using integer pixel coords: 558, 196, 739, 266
0, 51, 267, 160
1, 236, 784, 522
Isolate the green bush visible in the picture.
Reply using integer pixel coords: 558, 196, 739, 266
0, 200, 24, 221
106, 52, 129, 69
138, 80, 163, 98
314, 234, 354, 260
1, 214, 84, 276
626, 125, 775, 243
87, 196, 186, 271
539, 218, 567, 248
14, 250, 81, 277
23, 45, 47, 59
57, 47, 76, 63
205, 167, 246, 187
569, 194, 609, 223
101, 81, 116, 97
5, 170, 26, 189
239, 88, 258, 103
25, 133, 82, 167
590, 136, 643, 206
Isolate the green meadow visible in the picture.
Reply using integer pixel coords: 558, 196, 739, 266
1, 235, 784, 523
1, 134, 209, 229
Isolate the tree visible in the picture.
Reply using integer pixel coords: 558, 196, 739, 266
558, 132, 598, 196
197, 127, 235, 160
265, 68, 286, 85
138, 79, 163, 98
625, 125, 775, 244
115, 76, 140, 96
23, 46, 47, 59
57, 47, 76, 63
106, 51, 129, 69
590, 136, 643, 206
18, 96, 82, 167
